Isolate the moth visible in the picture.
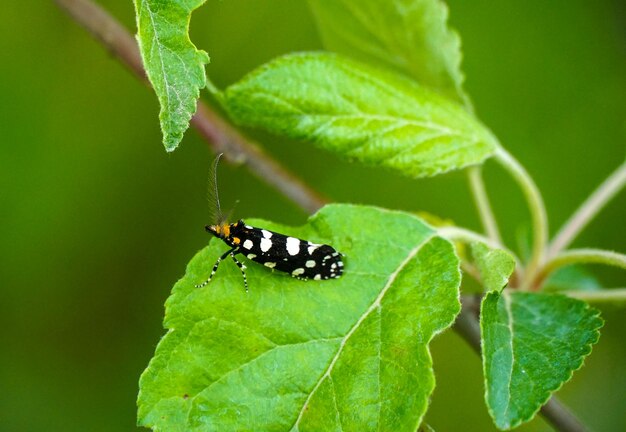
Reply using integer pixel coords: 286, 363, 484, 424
196, 154, 344, 291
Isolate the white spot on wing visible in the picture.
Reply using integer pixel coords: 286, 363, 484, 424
292, 268, 305, 276
314, 274, 321, 280
264, 262, 276, 268
261, 229, 272, 238
307, 244, 320, 254
247, 254, 256, 259
305, 260, 316, 268
243, 240, 253, 250
260, 238, 272, 252
286, 237, 300, 256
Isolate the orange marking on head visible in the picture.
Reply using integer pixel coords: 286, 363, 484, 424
211, 224, 230, 238
232, 237, 240, 245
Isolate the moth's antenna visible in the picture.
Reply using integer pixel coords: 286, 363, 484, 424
207, 153, 224, 225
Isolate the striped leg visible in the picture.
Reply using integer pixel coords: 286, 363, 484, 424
195, 248, 235, 288
230, 253, 248, 292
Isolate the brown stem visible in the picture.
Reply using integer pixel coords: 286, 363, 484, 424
455, 296, 589, 432
541, 398, 589, 432
54, 0, 326, 214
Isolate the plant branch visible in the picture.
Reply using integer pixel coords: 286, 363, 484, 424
540, 399, 590, 432
494, 146, 548, 290
533, 249, 626, 290
467, 166, 503, 246
455, 295, 590, 432
454, 295, 483, 347
54, 0, 326, 214
547, 162, 626, 259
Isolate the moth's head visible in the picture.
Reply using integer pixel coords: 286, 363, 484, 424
205, 223, 230, 239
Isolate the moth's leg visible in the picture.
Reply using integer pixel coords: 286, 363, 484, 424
230, 252, 248, 292
196, 247, 236, 288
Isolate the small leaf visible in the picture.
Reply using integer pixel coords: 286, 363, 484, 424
138, 204, 461, 431
480, 291, 603, 430
223, 53, 497, 178
134, 0, 210, 151
470, 242, 516, 292
308, 0, 470, 106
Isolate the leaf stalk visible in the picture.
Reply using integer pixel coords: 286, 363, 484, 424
534, 249, 626, 290
564, 288, 626, 304
467, 166, 503, 247
494, 146, 548, 290
547, 162, 626, 259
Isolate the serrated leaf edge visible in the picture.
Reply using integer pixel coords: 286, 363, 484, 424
135, 0, 210, 151
481, 291, 604, 430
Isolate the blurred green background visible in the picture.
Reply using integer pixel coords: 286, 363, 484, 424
2, 0, 624, 430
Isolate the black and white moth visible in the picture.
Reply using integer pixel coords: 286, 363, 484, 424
196, 154, 343, 291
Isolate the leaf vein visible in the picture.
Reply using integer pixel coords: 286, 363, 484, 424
290, 233, 437, 430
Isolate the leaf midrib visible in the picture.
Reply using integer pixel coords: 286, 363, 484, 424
140, 0, 172, 120
246, 89, 461, 138
180, 333, 343, 426
502, 292, 516, 425
291, 233, 437, 431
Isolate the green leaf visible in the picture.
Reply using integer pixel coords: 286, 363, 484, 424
134, 0, 210, 151
223, 53, 497, 178
480, 291, 603, 430
308, 0, 470, 106
138, 204, 461, 431
470, 242, 516, 292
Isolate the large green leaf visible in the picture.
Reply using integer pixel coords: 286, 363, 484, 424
480, 291, 603, 430
138, 204, 461, 431
134, 0, 209, 151
308, 0, 470, 106
470, 242, 516, 292
223, 53, 497, 178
